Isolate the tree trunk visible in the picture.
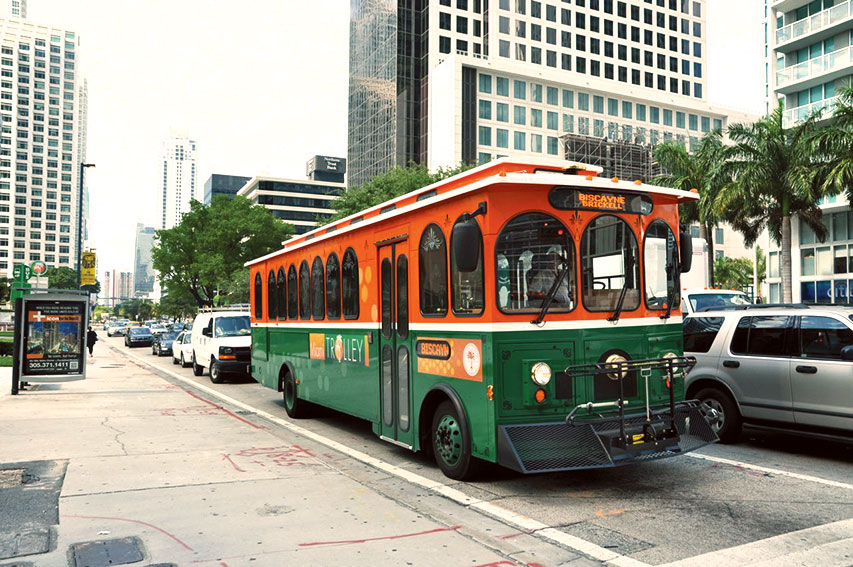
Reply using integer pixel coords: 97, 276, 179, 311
781, 213, 793, 304
700, 224, 715, 287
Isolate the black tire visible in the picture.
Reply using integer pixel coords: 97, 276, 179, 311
192, 352, 204, 376
181, 353, 190, 368
431, 400, 479, 480
210, 357, 223, 384
282, 372, 310, 418
172, 354, 179, 365
696, 387, 742, 443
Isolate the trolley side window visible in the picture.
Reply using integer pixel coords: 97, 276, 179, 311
267, 269, 276, 321
450, 216, 485, 316
277, 267, 287, 320
419, 223, 448, 317
299, 260, 310, 320
644, 220, 680, 311
287, 264, 298, 319
496, 212, 576, 313
312, 256, 325, 320
253, 271, 262, 319
580, 214, 640, 313
342, 248, 360, 319
326, 253, 341, 320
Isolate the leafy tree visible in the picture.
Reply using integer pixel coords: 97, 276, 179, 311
812, 86, 853, 201
41, 266, 100, 294
325, 162, 474, 223
158, 286, 198, 320
719, 102, 828, 303
652, 130, 728, 287
713, 256, 753, 291
0, 276, 11, 304
216, 268, 250, 306
152, 195, 293, 308
754, 245, 767, 291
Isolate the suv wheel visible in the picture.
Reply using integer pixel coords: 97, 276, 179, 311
192, 352, 204, 376
696, 387, 742, 443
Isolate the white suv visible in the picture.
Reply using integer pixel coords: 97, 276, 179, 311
190, 310, 251, 383
684, 305, 853, 442
681, 288, 751, 315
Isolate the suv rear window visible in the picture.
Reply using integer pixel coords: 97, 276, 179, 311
800, 316, 853, 360
731, 316, 793, 357
683, 317, 724, 353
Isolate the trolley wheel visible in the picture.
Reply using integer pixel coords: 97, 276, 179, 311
192, 352, 204, 376
431, 400, 479, 480
282, 372, 310, 418
210, 357, 223, 384
696, 387, 742, 443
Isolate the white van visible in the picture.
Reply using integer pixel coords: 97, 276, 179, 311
190, 308, 251, 383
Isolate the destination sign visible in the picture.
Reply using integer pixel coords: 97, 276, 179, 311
416, 339, 451, 360
549, 187, 653, 215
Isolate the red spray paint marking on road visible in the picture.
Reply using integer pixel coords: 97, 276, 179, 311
221, 453, 246, 472
183, 389, 266, 430
63, 514, 194, 552
298, 525, 462, 547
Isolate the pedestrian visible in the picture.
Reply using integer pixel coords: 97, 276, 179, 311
86, 326, 98, 358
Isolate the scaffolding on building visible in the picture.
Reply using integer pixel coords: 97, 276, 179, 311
561, 133, 662, 183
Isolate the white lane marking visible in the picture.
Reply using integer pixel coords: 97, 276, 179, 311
115, 345, 650, 567
685, 452, 853, 491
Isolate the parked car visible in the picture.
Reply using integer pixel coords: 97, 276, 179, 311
152, 331, 179, 356
681, 288, 752, 315
172, 331, 193, 367
190, 309, 251, 383
107, 323, 126, 337
684, 305, 853, 442
125, 326, 154, 348
149, 324, 168, 335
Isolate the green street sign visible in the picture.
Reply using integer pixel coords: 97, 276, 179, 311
12, 264, 32, 281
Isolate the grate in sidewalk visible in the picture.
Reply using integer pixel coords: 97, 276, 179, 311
70, 537, 143, 567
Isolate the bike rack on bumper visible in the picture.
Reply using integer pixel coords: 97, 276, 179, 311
496, 356, 720, 474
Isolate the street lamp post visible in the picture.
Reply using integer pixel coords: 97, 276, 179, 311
76, 162, 95, 288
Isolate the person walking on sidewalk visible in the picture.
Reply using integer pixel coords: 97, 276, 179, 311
86, 326, 98, 358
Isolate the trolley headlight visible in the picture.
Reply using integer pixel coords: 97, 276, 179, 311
530, 362, 552, 386
663, 352, 678, 360
603, 353, 628, 381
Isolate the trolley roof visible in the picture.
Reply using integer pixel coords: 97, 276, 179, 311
246, 157, 698, 268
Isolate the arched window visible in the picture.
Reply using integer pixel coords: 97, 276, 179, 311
644, 220, 680, 310
342, 248, 359, 319
267, 270, 276, 320
326, 253, 341, 320
450, 216, 485, 316
581, 215, 640, 313
299, 260, 310, 320
253, 271, 262, 319
495, 212, 576, 313
312, 256, 325, 320
277, 267, 287, 320
419, 223, 447, 317
287, 265, 298, 319
397, 254, 409, 339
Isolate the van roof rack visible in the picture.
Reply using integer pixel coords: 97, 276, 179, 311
697, 303, 810, 312
198, 304, 250, 313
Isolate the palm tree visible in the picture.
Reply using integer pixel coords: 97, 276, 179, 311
652, 130, 728, 287
812, 86, 853, 202
719, 102, 827, 303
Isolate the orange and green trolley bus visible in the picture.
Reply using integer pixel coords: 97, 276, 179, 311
246, 157, 718, 479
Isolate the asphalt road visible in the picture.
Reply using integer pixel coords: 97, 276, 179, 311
109, 334, 853, 567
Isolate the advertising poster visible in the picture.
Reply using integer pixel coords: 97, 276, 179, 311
81, 252, 97, 286
22, 299, 86, 377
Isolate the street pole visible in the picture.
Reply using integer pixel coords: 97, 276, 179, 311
76, 163, 95, 288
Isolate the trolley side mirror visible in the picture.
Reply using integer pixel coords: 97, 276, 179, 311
679, 226, 693, 273
452, 219, 482, 273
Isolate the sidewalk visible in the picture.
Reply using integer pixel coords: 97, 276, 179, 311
0, 341, 591, 567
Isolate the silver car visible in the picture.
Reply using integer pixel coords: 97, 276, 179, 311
684, 305, 853, 442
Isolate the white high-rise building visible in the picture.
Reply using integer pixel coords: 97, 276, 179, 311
161, 135, 198, 229
1, 0, 26, 19
348, 0, 752, 188
764, 0, 853, 304
0, 18, 86, 276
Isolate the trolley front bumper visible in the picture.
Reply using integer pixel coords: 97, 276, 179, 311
497, 401, 718, 474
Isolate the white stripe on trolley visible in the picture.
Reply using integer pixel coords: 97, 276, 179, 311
115, 344, 652, 567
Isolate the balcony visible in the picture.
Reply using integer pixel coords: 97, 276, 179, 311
776, 0, 853, 47
775, 45, 853, 92
782, 95, 839, 128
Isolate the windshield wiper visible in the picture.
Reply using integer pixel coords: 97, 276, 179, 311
608, 286, 629, 323
530, 260, 571, 326
660, 261, 676, 320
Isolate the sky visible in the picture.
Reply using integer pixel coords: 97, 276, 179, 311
27, 0, 765, 277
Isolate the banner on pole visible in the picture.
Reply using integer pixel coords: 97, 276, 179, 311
81, 252, 96, 286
